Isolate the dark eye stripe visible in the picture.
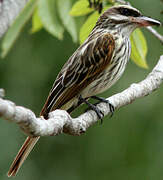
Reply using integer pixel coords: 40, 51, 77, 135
118, 8, 141, 17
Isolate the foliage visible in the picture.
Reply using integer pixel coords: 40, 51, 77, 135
79, 6, 111, 44
130, 29, 148, 68
1, 0, 37, 58
1, 0, 148, 68
69, 0, 93, 16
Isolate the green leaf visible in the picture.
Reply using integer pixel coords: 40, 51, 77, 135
57, 0, 78, 42
31, 8, 43, 33
108, 0, 115, 3
79, 11, 99, 44
1, 0, 37, 58
80, 6, 110, 44
38, 0, 64, 40
130, 29, 148, 69
70, 0, 93, 16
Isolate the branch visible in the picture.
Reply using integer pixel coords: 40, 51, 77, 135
147, 27, 163, 44
0, 0, 29, 38
0, 55, 163, 137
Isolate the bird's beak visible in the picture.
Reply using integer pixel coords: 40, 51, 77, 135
132, 16, 161, 27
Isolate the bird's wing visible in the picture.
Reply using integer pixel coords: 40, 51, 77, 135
40, 33, 115, 118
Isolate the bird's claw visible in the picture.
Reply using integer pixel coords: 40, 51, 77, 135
90, 96, 115, 118
85, 104, 104, 123
79, 95, 104, 123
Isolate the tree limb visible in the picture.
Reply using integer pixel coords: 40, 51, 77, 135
0, 55, 163, 137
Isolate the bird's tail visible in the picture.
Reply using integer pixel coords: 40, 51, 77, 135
7, 80, 77, 177
7, 136, 40, 177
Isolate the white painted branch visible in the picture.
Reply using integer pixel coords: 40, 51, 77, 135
0, 55, 163, 137
0, 0, 29, 38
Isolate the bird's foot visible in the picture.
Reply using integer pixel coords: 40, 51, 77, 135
79, 95, 104, 123
90, 96, 115, 118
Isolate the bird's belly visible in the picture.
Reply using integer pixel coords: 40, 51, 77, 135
90, 63, 127, 95
82, 50, 129, 97
81, 36, 131, 98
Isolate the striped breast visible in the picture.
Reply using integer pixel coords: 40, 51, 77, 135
86, 34, 131, 95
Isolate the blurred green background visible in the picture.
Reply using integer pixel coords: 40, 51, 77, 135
0, 0, 163, 180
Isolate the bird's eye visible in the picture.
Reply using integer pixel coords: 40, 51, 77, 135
118, 8, 141, 17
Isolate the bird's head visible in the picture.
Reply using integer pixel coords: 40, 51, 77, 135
96, 5, 161, 36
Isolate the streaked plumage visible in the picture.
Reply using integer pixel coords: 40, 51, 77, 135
8, 5, 161, 177
41, 32, 115, 117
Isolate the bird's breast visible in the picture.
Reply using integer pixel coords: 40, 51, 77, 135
81, 36, 131, 97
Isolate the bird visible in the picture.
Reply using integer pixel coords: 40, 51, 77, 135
7, 4, 161, 177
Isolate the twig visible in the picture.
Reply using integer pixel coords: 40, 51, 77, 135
0, 55, 163, 137
147, 27, 163, 44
